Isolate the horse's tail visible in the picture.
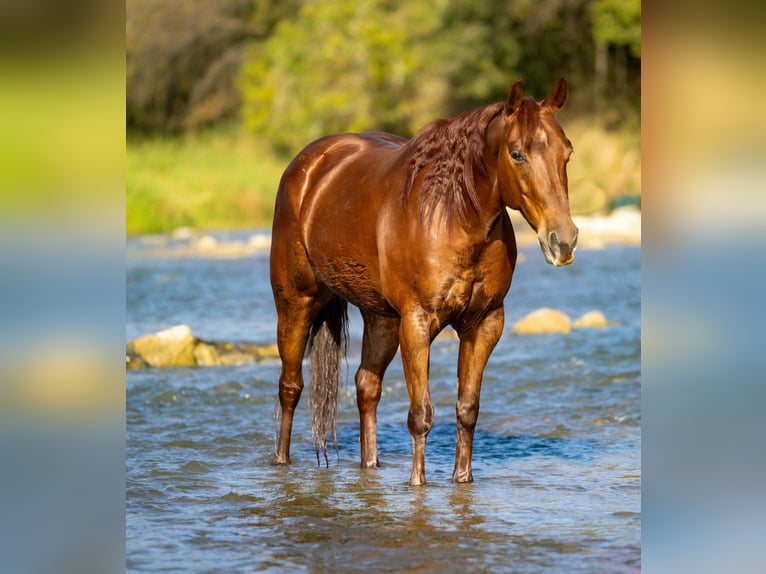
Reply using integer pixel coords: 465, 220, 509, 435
308, 295, 349, 466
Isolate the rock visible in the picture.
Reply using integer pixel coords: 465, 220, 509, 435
573, 206, 641, 247
573, 310, 610, 328
512, 308, 572, 334
195, 235, 219, 251
193, 342, 221, 366
435, 328, 459, 341
220, 342, 279, 364
171, 227, 196, 241
250, 343, 279, 361
126, 348, 148, 370
248, 233, 271, 250
192, 236, 255, 258
128, 325, 197, 367
127, 327, 282, 368
218, 352, 256, 366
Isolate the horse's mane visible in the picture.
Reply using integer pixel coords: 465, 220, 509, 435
403, 102, 505, 224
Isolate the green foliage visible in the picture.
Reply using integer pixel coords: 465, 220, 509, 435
566, 118, 641, 214
506, 0, 598, 108
239, 0, 640, 152
128, 0, 641, 140
590, 0, 641, 57
437, 0, 522, 112
241, 0, 452, 152
127, 0, 642, 231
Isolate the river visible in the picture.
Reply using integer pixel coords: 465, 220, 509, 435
127, 230, 640, 573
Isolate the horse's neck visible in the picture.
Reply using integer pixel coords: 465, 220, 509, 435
468, 121, 507, 233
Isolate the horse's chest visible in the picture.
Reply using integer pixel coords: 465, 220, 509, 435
440, 268, 506, 314
432, 247, 514, 322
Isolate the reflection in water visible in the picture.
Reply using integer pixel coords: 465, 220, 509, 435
127, 242, 640, 573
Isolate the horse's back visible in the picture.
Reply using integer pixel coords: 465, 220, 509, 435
278, 131, 405, 201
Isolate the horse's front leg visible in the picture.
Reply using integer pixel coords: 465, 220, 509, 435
356, 312, 400, 468
399, 309, 434, 486
453, 306, 505, 483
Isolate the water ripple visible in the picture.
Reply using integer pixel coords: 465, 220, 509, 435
127, 244, 640, 573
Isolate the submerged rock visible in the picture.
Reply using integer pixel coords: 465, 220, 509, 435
512, 308, 572, 334
193, 342, 221, 366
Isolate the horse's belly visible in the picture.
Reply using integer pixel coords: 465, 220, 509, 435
310, 253, 396, 316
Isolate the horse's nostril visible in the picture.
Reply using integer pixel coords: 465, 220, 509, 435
548, 230, 558, 247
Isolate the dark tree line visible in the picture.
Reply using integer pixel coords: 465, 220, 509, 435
127, 0, 639, 146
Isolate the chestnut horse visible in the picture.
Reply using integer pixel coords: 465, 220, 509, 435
270, 79, 578, 485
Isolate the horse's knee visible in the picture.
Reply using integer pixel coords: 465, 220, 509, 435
456, 397, 479, 431
407, 403, 434, 436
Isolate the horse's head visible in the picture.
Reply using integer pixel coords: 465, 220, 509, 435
494, 79, 578, 266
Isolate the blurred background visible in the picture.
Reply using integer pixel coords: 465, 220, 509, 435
126, 0, 641, 234
0, 1, 125, 572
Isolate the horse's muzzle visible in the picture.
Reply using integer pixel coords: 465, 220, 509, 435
540, 225, 578, 266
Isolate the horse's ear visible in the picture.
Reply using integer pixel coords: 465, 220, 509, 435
542, 78, 568, 112
504, 80, 524, 117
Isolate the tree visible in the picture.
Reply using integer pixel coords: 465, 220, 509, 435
128, 0, 640, 137
589, 0, 640, 107
240, 0, 454, 152
437, 0, 522, 115
127, 0, 259, 132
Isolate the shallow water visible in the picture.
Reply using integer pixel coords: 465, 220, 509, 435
127, 232, 640, 573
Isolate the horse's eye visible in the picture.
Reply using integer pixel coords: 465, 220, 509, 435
510, 150, 526, 162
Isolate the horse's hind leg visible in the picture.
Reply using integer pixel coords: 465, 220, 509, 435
356, 312, 400, 468
270, 232, 330, 464
271, 290, 314, 465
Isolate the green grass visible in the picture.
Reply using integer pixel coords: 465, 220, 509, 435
127, 124, 288, 234
127, 117, 640, 234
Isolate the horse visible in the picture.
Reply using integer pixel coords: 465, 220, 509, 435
269, 79, 578, 485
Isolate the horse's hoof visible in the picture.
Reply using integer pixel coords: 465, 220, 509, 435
409, 474, 427, 486
271, 457, 290, 466
451, 473, 474, 484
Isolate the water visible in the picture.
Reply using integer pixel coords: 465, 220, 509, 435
127, 232, 640, 573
